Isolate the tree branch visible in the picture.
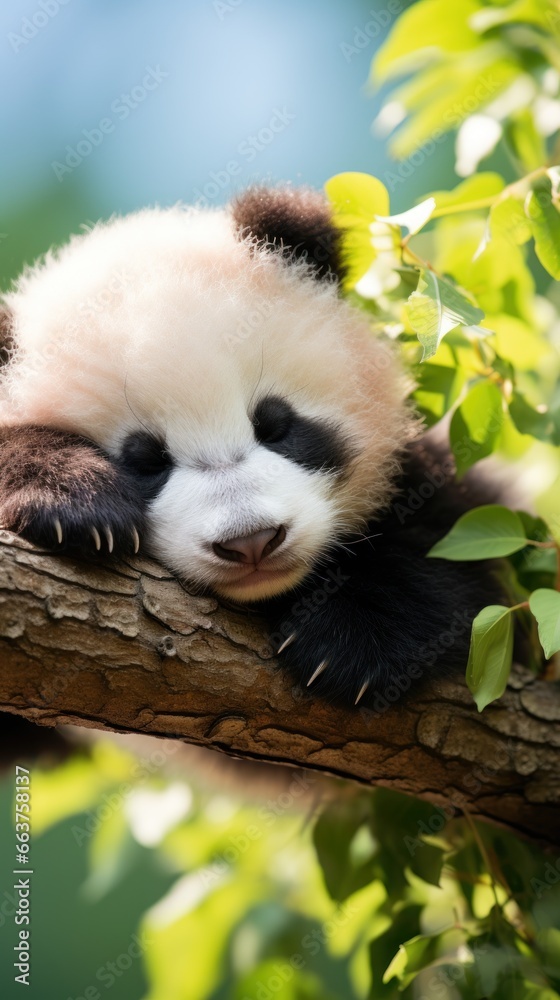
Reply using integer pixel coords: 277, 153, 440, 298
0, 531, 558, 847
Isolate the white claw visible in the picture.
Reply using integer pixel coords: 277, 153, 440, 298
307, 660, 328, 687
355, 681, 369, 705
104, 526, 114, 554
277, 633, 296, 655
53, 518, 63, 545
90, 526, 101, 551
131, 526, 140, 554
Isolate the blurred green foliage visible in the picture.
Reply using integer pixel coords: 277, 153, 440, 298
324, 0, 560, 717
3, 737, 559, 999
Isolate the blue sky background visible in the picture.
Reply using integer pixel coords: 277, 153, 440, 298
0, 0, 457, 284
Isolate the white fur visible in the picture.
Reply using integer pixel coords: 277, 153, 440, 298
0, 205, 415, 599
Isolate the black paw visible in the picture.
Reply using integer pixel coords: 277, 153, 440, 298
263, 554, 478, 710
265, 586, 389, 708
0, 425, 145, 557
2, 492, 144, 557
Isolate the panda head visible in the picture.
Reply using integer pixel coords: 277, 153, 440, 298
2, 187, 414, 601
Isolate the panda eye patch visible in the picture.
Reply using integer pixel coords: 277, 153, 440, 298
252, 396, 293, 444
252, 395, 349, 473
120, 431, 173, 476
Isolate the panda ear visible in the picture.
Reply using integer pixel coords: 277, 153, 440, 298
232, 186, 344, 282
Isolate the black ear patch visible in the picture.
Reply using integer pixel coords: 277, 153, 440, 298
232, 186, 344, 282
0, 306, 13, 367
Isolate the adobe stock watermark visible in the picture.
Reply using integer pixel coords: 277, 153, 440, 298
392, 452, 456, 526
193, 107, 296, 207
20, 264, 130, 381
339, 1, 404, 62
240, 903, 358, 1000
198, 771, 317, 890
8, 0, 73, 54
70, 741, 181, 847
358, 608, 473, 720
531, 854, 560, 900
413, 941, 490, 1000
392, 405, 504, 526
51, 66, 169, 182
66, 931, 154, 1000
224, 299, 275, 351
266, 565, 351, 659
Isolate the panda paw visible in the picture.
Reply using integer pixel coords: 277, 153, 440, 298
267, 555, 475, 709
267, 592, 386, 708
0, 425, 145, 558
5, 507, 143, 557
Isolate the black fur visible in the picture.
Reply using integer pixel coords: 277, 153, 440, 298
252, 395, 350, 473
232, 186, 345, 281
262, 438, 506, 709
119, 430, 174, 501
0, 425, 145, 555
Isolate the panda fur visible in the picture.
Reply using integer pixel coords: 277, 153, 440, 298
0, 187, 504, 707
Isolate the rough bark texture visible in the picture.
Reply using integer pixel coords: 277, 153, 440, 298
0, 531, 558, 847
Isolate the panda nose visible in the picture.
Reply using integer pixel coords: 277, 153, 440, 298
212, 525, 286, 565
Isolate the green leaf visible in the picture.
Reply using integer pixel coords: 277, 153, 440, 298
368, 790, 445, 896
537, 926, 560, 982
529, 589, 560, 659
509, 390, 553, 442
521, 986, 560, 1000
372, 0, 480, 83
470, 0, 560, 33
408, 841, 445, 887
386, 56, 519, 160
466, 604, 515, 711
510, 513, 558, 591
412, 363, 466, 425
428, 505, 528, 561
490, 196, 532, 247
548, 404, 560, 447
433, 215, 535, 325
511, 545, 558, 593
525, 172, 560, 279
325, 172, 390, 222
383, 932, 449, 989
517, 509, 554, 545
324, 172, 391, 289
369, 904, 423, 998
488, 314, 548, 370
235, 961, 333, 1000
450, 381, 504, 476
406, 269, 484, 360
429, 173, 505, 214
313, 795, 378, 902
504, 109, 547, 173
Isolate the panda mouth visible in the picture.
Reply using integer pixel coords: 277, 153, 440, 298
214, 565, 302, 599
229, 567, 292, 587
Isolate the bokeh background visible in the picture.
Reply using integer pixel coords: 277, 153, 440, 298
2, 0, 444, 292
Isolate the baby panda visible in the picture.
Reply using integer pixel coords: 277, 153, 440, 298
0, 188, 503, 707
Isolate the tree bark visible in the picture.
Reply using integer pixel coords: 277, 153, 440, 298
0, 531, 558, 847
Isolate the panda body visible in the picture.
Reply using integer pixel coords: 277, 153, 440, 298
0, 188, 503, 706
